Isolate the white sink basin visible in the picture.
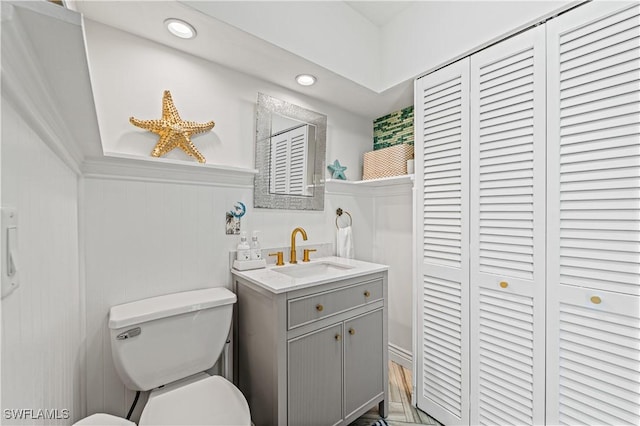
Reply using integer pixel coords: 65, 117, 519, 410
274, 261, 355, 278
232, 256, 389, 294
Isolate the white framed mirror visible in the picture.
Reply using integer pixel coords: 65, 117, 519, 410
254, 93, 326, 210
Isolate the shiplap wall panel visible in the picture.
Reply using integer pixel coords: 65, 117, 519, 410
470, 25, 546, 426
546, 2, 640, 424
415, 58, 470, 426
83, 178, 245, 420
1, 99, 83, 424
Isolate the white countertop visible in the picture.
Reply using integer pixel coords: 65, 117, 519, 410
231, 256, 389, 294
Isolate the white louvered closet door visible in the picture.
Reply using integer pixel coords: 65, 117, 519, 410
415, 58, 470, 426
469, 25, 546, 426
546, 2, 640, 425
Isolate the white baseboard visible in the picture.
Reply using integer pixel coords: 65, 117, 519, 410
388, 343, 413, 371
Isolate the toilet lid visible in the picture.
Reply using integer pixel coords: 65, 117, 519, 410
139, 376, 251, 426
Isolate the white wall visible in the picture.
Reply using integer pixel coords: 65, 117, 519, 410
81, 19, 380, 420
1, 98, 83, 425
381, 1, 572, 88
84, 20, 372, 180
372, 188, 414, 368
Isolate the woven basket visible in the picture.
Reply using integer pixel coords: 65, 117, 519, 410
363, 144, 414, 180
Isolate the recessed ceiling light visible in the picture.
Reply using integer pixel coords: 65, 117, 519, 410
165, 18, 196, 39
296, 74, 317, 86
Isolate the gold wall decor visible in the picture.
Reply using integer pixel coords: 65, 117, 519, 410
129, 90, 215, 163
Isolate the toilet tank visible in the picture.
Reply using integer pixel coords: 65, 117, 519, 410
108, 287, 236, 391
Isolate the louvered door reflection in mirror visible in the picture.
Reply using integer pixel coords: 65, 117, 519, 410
254, 93, 326, 210
269, 120, 312, 196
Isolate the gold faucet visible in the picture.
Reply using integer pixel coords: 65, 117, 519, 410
290, 227, 308, 264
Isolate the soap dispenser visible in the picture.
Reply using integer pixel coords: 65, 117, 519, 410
236, 232, 251, 261
250, 231, 262, 260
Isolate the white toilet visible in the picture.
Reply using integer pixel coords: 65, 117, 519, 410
75, 287, 251, 426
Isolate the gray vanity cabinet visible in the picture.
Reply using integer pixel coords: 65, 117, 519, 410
233, 271, 388, 426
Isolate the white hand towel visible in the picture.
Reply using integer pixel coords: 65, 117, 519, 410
337, 226, 354, 259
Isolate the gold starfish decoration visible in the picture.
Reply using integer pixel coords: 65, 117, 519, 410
129, 90, 215, 163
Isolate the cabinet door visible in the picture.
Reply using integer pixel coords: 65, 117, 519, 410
415, 58, 470, 426
469, 25, 546, 425
344, 309, 384, 419
288, 323, 343, 426
546, 2, 640, 424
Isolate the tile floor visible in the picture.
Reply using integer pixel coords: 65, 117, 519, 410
349, 362, 442, 426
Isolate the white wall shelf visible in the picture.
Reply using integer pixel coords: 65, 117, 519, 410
82, 153, 258, 187
327, 174, 413, 187
326, 175, 414, 195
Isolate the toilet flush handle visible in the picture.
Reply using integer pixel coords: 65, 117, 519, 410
116, 327, 141, 340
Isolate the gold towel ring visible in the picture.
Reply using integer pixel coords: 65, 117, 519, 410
336, 208, 353, 229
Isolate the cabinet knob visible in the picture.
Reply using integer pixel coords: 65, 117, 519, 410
316, 304, 324, 312
499, 281, 509, 289
590, 296, 602, 305
349, 328, 355, 335
335, 333, 341, 341
364, 290, 371, 298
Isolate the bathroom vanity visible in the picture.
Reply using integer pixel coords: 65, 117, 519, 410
232, 257, 389, 426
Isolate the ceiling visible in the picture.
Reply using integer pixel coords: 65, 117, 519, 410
67, 1, 417, 119
345, 1, 414, 27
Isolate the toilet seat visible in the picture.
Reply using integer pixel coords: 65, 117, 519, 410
73, 413, 135, 426
139, 374, 251, 426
